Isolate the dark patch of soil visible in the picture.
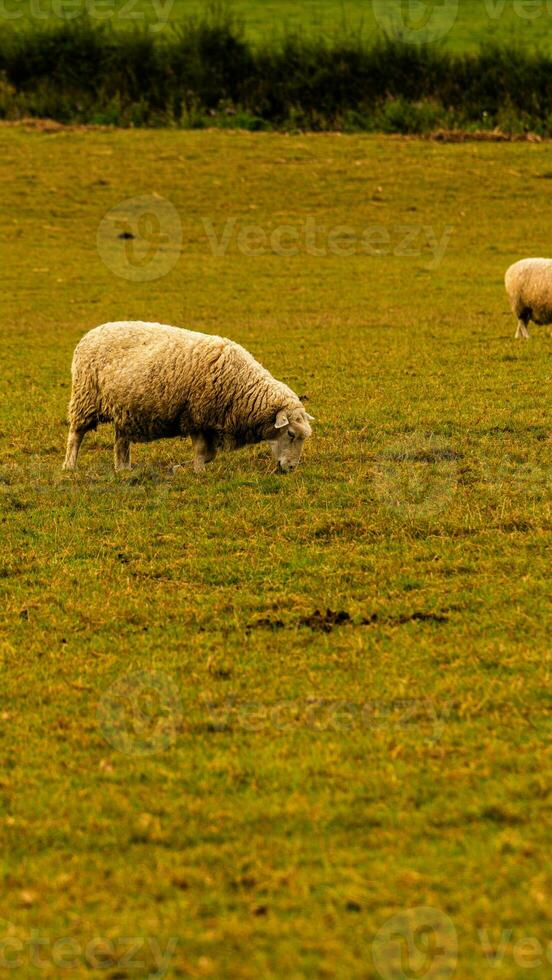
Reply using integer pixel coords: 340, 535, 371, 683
298, 609, 352, 633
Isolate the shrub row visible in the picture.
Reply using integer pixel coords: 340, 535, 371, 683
0, 13, 551, 132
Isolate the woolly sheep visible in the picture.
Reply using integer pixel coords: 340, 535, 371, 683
63, 321, 314, 475
505, 258, 552, 339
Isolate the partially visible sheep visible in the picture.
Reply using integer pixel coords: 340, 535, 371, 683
63, 321, 314, 474
505, 258, 552, 339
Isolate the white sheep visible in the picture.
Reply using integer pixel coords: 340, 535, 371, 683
505, 258, 552, 339
62, 322, 314, 474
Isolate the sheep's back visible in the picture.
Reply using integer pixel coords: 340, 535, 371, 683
506, 258, 552, 307
505, 259, 552, 324
72, 321, 225, 438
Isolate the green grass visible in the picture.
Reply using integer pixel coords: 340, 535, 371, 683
1, 124, 552, 977
3, 0, 552, 49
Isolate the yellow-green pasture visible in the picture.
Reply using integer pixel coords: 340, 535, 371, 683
1, 125, 551, 978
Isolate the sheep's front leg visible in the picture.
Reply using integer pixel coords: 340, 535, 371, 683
191, 431, 218, 474
515, 319, 530, 339
63, 428, 86, 470
114, 430, 132, 472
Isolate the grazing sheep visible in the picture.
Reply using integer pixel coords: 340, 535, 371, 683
63, 322, 314, 474
505, 258, 552, 339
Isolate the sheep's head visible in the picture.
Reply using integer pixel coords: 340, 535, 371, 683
270, 407, 314, 473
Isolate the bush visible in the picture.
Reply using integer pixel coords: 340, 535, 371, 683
1, 13, 552, 133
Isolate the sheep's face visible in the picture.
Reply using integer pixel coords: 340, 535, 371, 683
270, 408, 314, 473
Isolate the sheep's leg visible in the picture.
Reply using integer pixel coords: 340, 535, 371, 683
114, 431, 132, 472
515, 310, 531, 340
63, 428, 86, 470
515, 319, 530, 339
191, 431, 218, 474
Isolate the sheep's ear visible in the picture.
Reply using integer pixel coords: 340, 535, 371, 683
274, 410, 289, 429
306, 413, 315, 421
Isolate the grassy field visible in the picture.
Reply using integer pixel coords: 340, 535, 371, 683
2, 123, 552, 977
4, 0, 552, 49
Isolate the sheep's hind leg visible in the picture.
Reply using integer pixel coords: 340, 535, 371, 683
63, 427, 86, 470
515, 312, 531, 339
114, 430, 132, 472
191, 431, 218, 474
